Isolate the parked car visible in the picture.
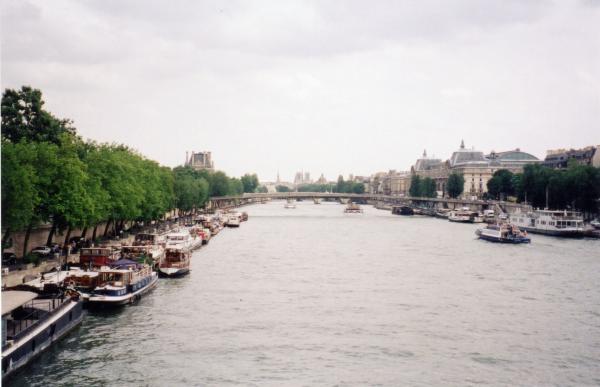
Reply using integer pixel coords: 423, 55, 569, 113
2, 252, 17, 266
31, 246, 52, 257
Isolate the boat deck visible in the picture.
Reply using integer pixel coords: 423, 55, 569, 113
5, 298, 68, 340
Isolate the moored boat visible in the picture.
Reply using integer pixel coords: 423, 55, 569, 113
590, 219, 600, 230
226, 214, 241, 227
344, 202, 363, 213
2, 289, 84, 380
158, 247, 191, 277
448, 207, 477, 223
509, 209, 585, 237
284, 198, 296, 209
78, 260, 158, 307
475, 223, 531, 244
392, 206, 414, 216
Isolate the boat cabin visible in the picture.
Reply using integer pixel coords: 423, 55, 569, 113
79, 247, 119, 267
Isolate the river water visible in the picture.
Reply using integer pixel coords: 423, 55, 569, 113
9, 201, 600, 386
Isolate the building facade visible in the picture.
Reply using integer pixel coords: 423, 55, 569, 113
543, 146, 600, 169
185, 151, 214, 171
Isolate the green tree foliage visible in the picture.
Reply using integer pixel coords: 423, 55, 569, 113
1, 141, 38, 235
420, 177, 437, 198
447, 173, 465, 198
276, 185, 291, 192
297, 184, 330, 192
210, 171, 231, 197
409, 175, 421, 197
241, 173, 259, 193
408, 175, 436, 198
256, 185, 268, 193
1, 86, 76, 144
334, 176, 365, 193
517, 163, 600, 212
487, 169, 515, 200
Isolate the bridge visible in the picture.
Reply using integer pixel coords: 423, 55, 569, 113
206, 192, 531, 214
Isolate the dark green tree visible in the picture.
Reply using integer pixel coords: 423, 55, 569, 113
409, 175, 421, 197
447, 173, 465, 198
1, 86, 76, 144
420, 177, 437, 198
241, 173, 259, 193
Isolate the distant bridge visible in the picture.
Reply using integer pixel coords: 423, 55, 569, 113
206, 192, 531, 213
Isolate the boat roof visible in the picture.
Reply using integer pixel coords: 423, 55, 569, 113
2, 290, 38, 315
167, 232, 189, 237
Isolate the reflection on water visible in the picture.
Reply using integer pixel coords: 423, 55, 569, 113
9, 201, 600, 386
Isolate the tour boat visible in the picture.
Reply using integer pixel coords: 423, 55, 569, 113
284, 199, 296, 209
2, 289, 84, 379
77, 260, 158, 307
591, 219, 600, 230
448, 207, 480, 223
158, 247, 191, 277
509, 209, 585, 237
313, 198, 322, 204
475, 223, 531, 244
344, 203, 363, 213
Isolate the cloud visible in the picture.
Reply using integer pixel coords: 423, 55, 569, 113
1, 0, 598, 180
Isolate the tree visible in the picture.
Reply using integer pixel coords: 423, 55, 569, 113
352, 183, 365, 194
210, 171, 230, 197
1, 140, 38, 251
487, 169, 514, 200
256, 185, 268, 193
241, 173, 259, 193
276, 185, 291, 192
421, 177, 437, 198
447, 173, 465, 198
1, 86, 76, 144
409, 175, 421, 197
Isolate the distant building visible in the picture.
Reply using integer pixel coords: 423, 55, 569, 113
449, 141, 539, 198
412, 149, 448, 194
543, 146, 600, 169
316, 174, 327, 184
185, 151, 214, 171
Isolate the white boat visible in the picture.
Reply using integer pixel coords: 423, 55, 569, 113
166, 231, 201, 250
591, 219, 600, 230
313, 198, 322, 204
2, 290, 84, 379
226, 214, 241, 227
284, 198, 296, 209
509, 209, 585, 237
344, 202, 363, 213
159, 247, 191, 277
81, 262, 158, 307
476, 223, 531, 244
448, 207, 475, 223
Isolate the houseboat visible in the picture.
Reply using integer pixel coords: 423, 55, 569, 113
166, 231, 202, 250
77, 260, 158, 307
475, 223, 531, 244
158, 247, 191, 277
448, 208, 478, 223
2, 289, 84, 379
509, 210, 585, 237
344, 203, 363, 213
79, 247, 120, 268
120, 245, 164, 269
133, 232, 166, 247
392, 206, 414, 216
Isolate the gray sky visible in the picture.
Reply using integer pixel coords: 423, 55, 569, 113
2, 0, 599, 182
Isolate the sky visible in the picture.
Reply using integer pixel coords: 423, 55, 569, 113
2, 0, 599, 182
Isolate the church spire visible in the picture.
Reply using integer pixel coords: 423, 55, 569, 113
460, 139, 465, 149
